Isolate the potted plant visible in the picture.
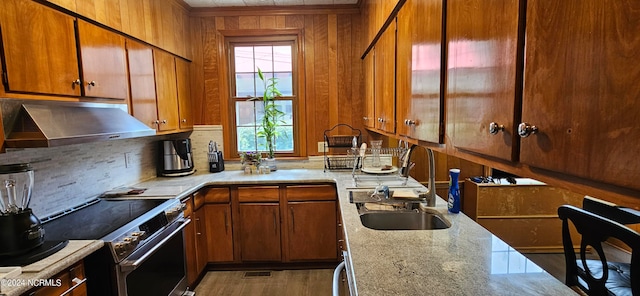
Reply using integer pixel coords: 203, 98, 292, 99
251, 68, 285, 171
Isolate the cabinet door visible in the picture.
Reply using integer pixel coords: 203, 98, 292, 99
153, 50, 180, 132
77, 20, 128, 100
127, 40, 159, 130
287, 201, 337, 261
374, 22, 396, 133
363, 52, 376, 128
238, 203, 281, 262
396, 0, 444, 143
183, 197, 198, 285
446, 0, 523, 161
204, 204, 233, 262
0, 0, 80, 96
194, 207, 209, 273
175, 58, 193, 130
521, 0, 640, 190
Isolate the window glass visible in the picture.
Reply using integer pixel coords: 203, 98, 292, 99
231, 42, 295, 155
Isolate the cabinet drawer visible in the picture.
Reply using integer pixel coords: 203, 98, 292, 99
238, 186, 279, 202
286, 185, 336, 201
203, 187, 230, 203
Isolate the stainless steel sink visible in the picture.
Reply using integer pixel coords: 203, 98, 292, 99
358, 210, 451, 230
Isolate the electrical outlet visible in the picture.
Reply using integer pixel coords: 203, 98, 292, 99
318, 142, 326, 153
124, 152, 132, 168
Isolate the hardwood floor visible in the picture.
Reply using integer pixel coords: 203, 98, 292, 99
194, 269, 333, 296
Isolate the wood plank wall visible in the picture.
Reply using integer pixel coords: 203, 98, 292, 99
189, 9, 365, 157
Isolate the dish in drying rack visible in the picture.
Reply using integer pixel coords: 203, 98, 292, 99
361, 166, 398, 174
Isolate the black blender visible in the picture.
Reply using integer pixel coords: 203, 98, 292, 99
0, 163, 66, 266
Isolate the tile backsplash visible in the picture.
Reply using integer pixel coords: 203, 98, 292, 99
0, 124, 325, 219
0, 136, 160, 218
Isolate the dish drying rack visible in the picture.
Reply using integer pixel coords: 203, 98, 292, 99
348, 143, 412, 187
323, 124, 361, 171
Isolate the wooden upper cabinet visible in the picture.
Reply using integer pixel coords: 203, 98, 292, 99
76, 0, 123, 31
374, 21, 396, 134
127, 40, 159, 129
0, 0, 80, 96
396, 0, 444, 143
153, 50, 180, 132
446, 0, 524, 161
175, 58, 193, 130
46, 0, 77, 12
77, 20, 128, 100
521, 0, 640, 190
363, 53, 376, 128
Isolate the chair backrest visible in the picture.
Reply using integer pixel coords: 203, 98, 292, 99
558, 204, 640, 295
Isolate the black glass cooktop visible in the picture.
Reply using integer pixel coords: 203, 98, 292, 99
43, 199, 167, 240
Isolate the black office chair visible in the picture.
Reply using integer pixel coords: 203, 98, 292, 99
558, 196, 640, 296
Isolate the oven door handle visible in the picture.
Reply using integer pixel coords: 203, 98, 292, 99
119, 218, 191, 272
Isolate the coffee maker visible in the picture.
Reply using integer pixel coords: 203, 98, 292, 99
160, 138, 195, 177
0, 163, 45, 256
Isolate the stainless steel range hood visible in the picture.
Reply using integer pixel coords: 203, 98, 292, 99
2, 100, 156, 148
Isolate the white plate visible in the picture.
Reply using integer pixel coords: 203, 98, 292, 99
361, 166, 398, 174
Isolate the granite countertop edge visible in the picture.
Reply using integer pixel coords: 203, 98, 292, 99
1, 240, 103, 296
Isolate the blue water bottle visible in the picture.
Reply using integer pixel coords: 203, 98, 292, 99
448, 169, 461, 213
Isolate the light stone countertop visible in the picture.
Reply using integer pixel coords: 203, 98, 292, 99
131, 169, 577, 296
1, 240, 103, 296
4, 169, 574, 296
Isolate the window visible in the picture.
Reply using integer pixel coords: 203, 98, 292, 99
229, 37, 298, 156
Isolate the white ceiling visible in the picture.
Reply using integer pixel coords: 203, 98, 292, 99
184, 0, 358, 8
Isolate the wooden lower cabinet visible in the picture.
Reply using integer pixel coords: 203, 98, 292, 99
183, 196, 198, 286
26, 261, 86, 296
286, 201, 337, 261
238, 203, 282, 262
204, 204, 234, 262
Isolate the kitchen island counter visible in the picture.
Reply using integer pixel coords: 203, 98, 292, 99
131, 169, 576, 295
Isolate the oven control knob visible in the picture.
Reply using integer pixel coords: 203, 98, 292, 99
131, 231, 147, 240
114, 242, 127, 256
124, 236, 139, 248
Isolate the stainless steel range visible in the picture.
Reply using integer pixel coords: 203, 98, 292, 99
43, 197, 189, 296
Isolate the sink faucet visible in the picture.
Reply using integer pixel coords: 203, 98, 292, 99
399, 144, 437, 207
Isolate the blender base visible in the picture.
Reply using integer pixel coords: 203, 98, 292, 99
0, 240, 68, 267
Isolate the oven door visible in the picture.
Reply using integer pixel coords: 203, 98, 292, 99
117, 218, 190, 296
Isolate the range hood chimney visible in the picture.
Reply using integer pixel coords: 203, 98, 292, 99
2, 100, 156, 148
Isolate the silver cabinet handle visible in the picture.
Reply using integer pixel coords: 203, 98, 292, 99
161, 119, 167, 124
518, 122, 538, 138
489, 122, 505, 135
72, 79, 81, 85
377, 118, 385, 123
404, 119, 416, 126
87, 80, 96, 86
363, 116, 369, 121
195, 217, 202, 235
60, 277, 87, 296
182, 119, 187, 122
